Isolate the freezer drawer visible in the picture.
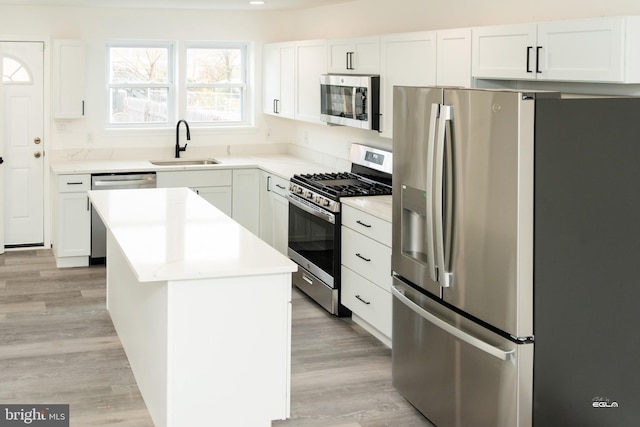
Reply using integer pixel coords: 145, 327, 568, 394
391, 278, 532, 427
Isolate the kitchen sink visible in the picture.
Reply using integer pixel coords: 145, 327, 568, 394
150, 158, 219, 166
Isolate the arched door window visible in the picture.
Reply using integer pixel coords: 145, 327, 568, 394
2, 56, 32, 84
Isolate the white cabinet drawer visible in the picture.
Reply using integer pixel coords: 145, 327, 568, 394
342, 226, 391, 292
342, 205, 392, 247
57, 174, 90, 192
341, 266, 392, 338
267, 174, 289, 197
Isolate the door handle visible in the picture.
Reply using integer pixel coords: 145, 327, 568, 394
392, 285, 514, 361
34, 151, 42, 159
426, 103, 439, 283
434, 105, 453, 288
34, 137, 41, 144
536, 46, 542, 73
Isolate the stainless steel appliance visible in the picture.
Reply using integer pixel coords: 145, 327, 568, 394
320, 74, 380, 130
90, 172, 156, 264
392, 86, 640, 427
288, 143, 392, 316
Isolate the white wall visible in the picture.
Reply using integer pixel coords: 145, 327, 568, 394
292, 0, 640, 38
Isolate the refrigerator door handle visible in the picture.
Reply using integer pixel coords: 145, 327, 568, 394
425, 103, 439, 283
392, 284, 514, 361
434, 105, 453, 287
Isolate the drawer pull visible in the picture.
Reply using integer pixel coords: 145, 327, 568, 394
66, 181, 84, 185
355, 295, 371, 305
302, 274, 314, 285
356, 220, 372, 228
356, 253, 371, 262
276, 184, 287, 190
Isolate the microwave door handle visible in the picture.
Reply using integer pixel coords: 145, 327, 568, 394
434, 105, 453, 287
352, 86, 357, 120
425, 103, 439, 283
391, 285, 514, 361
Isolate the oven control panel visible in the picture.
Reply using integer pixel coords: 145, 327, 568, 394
289, 183, 340, 213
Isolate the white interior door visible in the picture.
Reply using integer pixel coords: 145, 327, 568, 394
1, 41, 44, 248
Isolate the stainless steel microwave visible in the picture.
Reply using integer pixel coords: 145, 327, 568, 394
320, 74, 380, 131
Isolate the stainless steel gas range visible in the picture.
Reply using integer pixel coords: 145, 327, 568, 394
287, 144, 392, 316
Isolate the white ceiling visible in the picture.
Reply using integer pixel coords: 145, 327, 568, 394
0, 0, 355, 10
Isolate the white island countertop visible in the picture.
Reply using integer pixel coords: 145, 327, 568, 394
88, 187, 297, 282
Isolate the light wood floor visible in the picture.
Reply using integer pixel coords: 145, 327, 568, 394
0, 249, 433, 427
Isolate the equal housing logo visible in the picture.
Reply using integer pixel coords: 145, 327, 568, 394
0, 405, 68, 426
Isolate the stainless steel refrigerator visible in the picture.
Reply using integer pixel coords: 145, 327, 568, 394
391, 86, 640, 427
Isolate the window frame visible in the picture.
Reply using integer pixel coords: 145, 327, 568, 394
105, 39, 254, 130
181, 41, 251, 127
106, 40, 176, 128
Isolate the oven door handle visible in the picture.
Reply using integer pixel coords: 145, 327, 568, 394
286, 193, 336, 224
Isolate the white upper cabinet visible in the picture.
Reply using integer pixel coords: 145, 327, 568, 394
472, 16, 640, 83
327, 36, 380, 74
379, 32, 437, 138
263, 42, 295, 118
295, 39, 327, 124
52, 40, 86, 119
536, 18, 625, 82
436, 28, 473, 88
472, 23, 538, 80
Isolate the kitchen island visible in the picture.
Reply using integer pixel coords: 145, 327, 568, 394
88, 187, 297, 427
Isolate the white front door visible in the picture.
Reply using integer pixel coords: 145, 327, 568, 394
1, 41, 45, 249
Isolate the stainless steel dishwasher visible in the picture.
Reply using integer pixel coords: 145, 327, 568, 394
90, 172, 157, 264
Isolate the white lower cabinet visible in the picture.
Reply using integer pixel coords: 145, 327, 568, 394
341, 204, 392, 347
53, 174, 91, 267
259, 171, 289, 255
156, 169, 233, 217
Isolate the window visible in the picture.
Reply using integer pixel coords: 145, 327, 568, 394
184, 43, 248, 125
107, 42, 174, 125
106, 40, 251, 128
2, 56, 31, 84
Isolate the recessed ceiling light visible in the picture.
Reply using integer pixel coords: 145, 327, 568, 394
249, 1, 265, 5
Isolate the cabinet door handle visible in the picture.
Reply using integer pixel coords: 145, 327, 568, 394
355, 295, 371, 305
526, 46, 533, 73
346, 51, 355, 70
536, 46, 542, 73
356, 253, 371, 262
356, 220, 372, 228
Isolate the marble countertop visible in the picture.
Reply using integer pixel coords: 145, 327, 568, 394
88, 187, 297, 282
50, 153, 336, 180
341, 195, 392, 222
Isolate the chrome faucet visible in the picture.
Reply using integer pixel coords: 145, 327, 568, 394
175, 119, 190, 158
